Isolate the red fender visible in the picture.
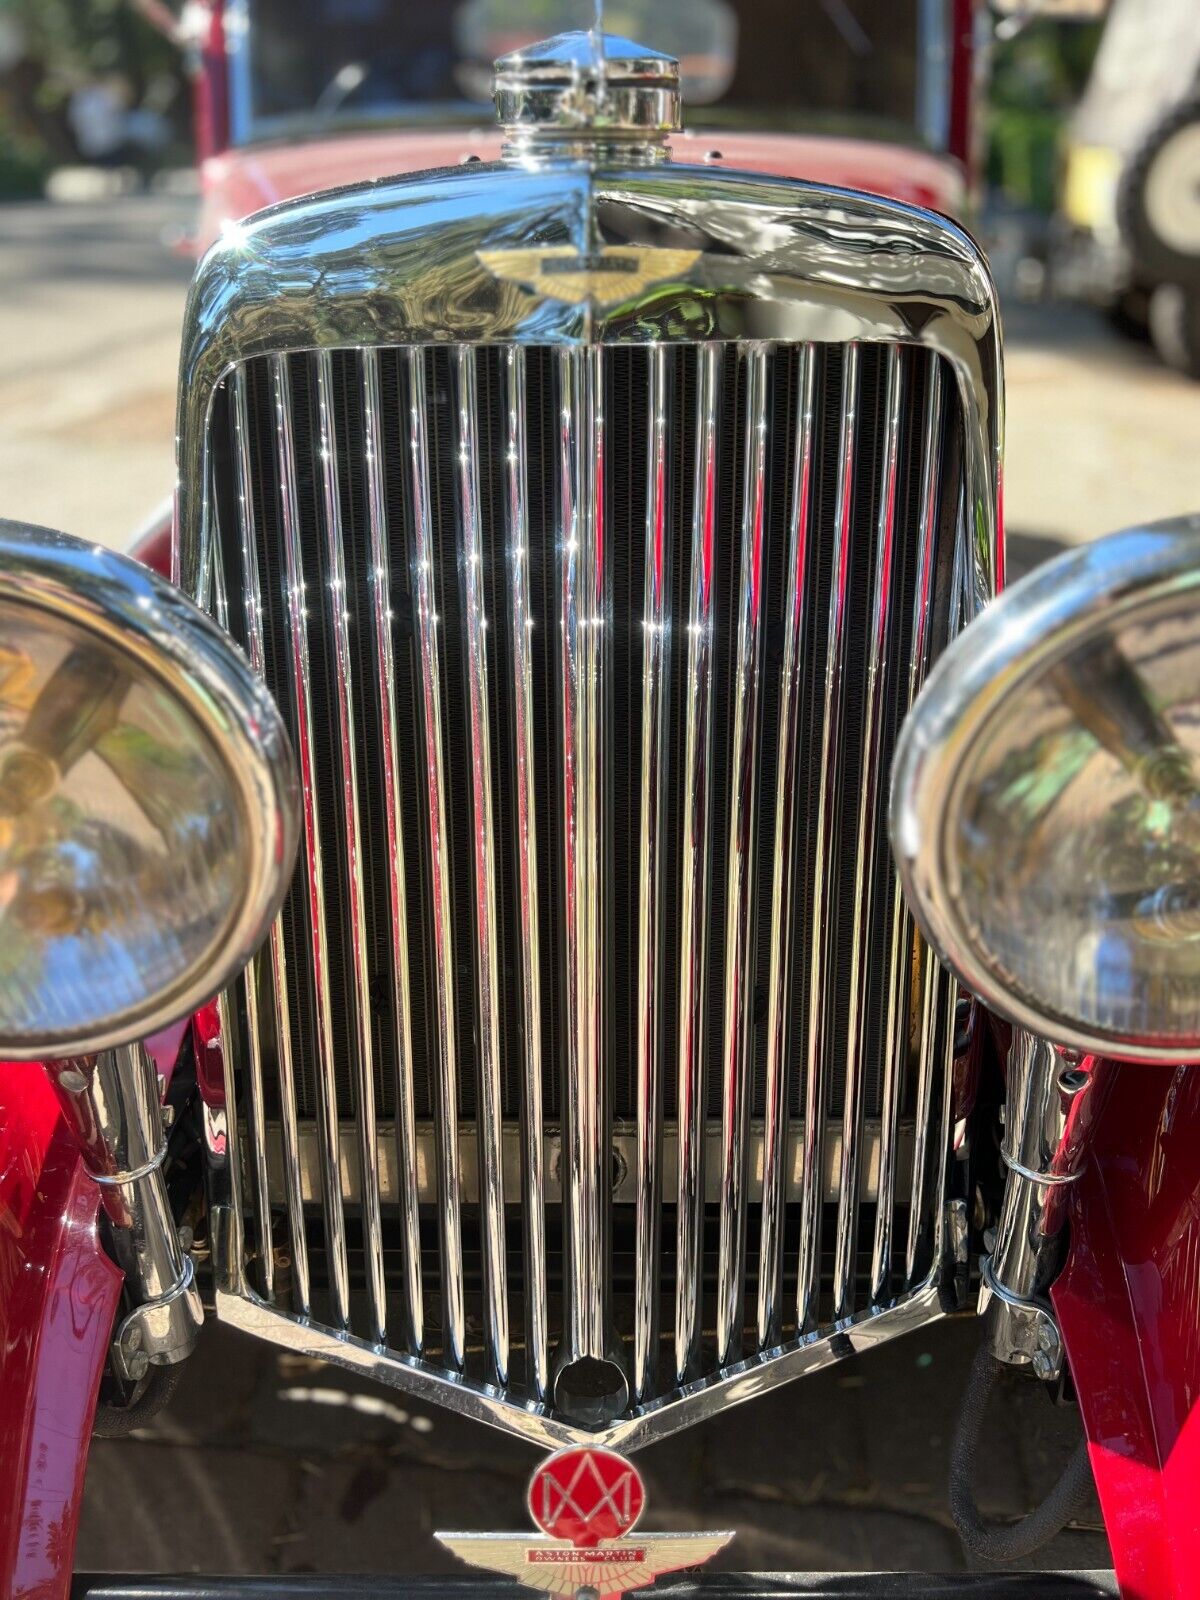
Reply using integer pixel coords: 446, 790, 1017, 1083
0, 1064, 122, 1600
0, 1026, 186, 1599
1054, 1061, 1200, 1600
126, 500, 174, 580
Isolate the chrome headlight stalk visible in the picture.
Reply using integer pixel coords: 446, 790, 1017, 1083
46, 1043, 204, 1379
978, 1032, 1097, 1380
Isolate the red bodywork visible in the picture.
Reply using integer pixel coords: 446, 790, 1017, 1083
194, 127, 967, 256
0, 1066, 122, 1600
1054, 1063, 1200, 1598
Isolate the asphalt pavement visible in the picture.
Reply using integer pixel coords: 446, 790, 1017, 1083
5, 188, 1195, 1582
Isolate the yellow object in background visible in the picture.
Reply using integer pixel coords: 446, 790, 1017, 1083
1062, 141, 1122, 231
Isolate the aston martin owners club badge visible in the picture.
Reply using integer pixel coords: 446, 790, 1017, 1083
437, 1445, 734, 1597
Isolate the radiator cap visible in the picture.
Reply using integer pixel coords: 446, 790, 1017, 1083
494, 30, 681, 146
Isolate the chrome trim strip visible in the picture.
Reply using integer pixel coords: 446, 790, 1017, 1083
231, 366, 309, 1315
315, 350, 387, 1345
361, 349, 423, 1352
716, 343, 770, 1367
907, 946, 943, 1285
227, 372, 273, 1304
455, 346, 510, 1385
272, 353, 350, 1327
558, 345, 610, 1370
504, 346, 549, 1400
213, 1205, 950, 1454
674, 344, 720, 1384
262, 1117, 914, 1209
633, 344, 672, 1400
797, 344, 859, 1334
408, 350, 466, 1370
872, 359, 944, 1305
215, 992, 246, 1273
756, 343, 816, 1349
834, 345, 905, 1321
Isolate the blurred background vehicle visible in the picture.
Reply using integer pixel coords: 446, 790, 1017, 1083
1054, 0, 1200, 377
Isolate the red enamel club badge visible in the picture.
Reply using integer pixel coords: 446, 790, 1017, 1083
437, 1444, 734, 1598
528, 1447, 646, 1547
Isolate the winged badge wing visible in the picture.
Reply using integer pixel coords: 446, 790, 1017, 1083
436, 1532, 735, 1598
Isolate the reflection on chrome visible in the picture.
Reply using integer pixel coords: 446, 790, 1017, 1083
893, 516, 1200, 1061
0, 520, 298, 1058
0, 628, 233, 1035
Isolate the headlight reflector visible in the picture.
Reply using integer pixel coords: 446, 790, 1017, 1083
891, 517, 1200, 1062
0, 522, 298, 1057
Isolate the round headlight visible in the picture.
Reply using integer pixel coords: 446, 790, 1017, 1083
0, 521, 298, 1058
891, 515, 1200, 1063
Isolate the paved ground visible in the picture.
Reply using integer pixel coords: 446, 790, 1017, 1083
78, 1318, 1107, 1579
5, 190, 1195, 1583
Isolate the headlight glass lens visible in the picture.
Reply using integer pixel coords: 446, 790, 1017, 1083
0, 608, 246, 1050
942, 584, 1200, 1054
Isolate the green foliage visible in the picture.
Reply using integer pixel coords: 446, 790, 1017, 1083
0, 111, 50, 195
987, 17, 1104, 212
0, 0, 180, 111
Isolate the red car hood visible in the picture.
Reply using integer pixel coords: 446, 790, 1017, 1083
197, 126, 965, 252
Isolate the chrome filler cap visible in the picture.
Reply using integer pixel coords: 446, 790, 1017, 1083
494, 30, 681, 153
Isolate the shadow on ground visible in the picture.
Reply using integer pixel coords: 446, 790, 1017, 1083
78, 1316, 1108, 1580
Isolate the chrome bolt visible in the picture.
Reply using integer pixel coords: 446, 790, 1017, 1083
126, 1349, 150, 1381
1031, 1349, 1055, 1380
125, 1326, 143, 1353
1036, 1321, 1057, 1352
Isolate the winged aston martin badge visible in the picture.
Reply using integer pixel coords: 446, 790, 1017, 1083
437, 1445, 734, 1598
477, 246, 701, 307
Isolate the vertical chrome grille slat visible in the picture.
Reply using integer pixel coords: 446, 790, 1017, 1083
674, 344, 720, 1383
716, 344, 770, 1366
227, 373, 275, 1305
633, 345, 672, 1400
232, 366, 313, 1314
315, 351, 387, 1345
834, 345, 906, 1320
757, 344, 816, 1349
797, 344, 860, 1334
408, 350, 466, 1370
455, 346, 510, 1385
271, 353, 351, 1328
873, 359, 944, 1304
907, 948, 945, 1284
361, 349, 423, 1352
504, 347, 549, 1399
558, 346, 609, 1370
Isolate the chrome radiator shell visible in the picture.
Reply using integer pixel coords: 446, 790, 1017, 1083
180, 161, 1001, 1451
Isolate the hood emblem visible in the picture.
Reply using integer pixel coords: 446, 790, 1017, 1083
437, 1444, 733, 1597
478, 246, 700, 307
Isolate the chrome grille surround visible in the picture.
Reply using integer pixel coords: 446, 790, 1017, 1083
180, 160, 1002, 1452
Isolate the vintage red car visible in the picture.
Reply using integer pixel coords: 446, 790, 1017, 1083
3, 5, 1199, 1599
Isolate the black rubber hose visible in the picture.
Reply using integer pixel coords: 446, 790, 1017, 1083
950, 1338, 1095, 1563
92, 1358, 184, 1439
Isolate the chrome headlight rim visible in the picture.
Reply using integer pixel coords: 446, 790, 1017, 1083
890, 514, 1200, 1065
0, 520, 299, 1059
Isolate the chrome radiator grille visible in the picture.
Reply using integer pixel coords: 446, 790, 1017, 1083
206, 337, 966, 1446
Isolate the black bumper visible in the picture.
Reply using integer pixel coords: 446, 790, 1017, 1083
73, 1573, 1118, 1598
